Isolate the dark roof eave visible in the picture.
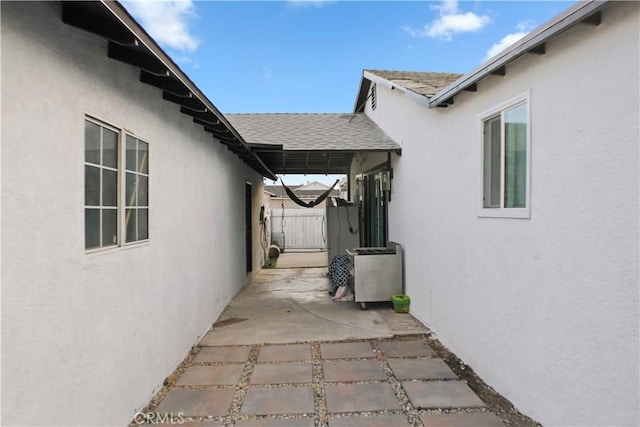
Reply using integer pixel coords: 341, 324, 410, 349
65, 1, 277, 180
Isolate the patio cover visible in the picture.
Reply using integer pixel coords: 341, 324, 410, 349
226, 113, 402, 176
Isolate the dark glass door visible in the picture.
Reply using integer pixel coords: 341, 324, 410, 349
359, 170, 387, 247
245, 183, 252, 273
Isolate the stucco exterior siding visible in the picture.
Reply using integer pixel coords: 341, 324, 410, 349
1, 2, 264, 426
363, 3, 639, 426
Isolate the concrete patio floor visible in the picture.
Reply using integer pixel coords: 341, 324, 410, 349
200, 268, 427, 345
138, 266, 518, 427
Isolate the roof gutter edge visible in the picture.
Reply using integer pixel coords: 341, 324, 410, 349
428, 0, 610, 108
103, 1, 277, 180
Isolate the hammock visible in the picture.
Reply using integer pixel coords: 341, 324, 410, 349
281, 178, 340, 208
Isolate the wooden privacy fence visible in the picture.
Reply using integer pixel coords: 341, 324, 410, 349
270, 208, 327, 250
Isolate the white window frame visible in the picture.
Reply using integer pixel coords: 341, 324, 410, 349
123, 133, 150, 245
478, 91, 531, 219
85, 115, 149, 253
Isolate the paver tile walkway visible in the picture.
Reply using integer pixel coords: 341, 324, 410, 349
250, 362, 312, 385
143, 337, 505, 427
388, 358, 458, 380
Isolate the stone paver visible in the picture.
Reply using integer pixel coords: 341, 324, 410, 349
241, 387, 315, 415
235, 418, 315, 427
320, 342, 375, 359
193, 346, 251, 363
377, 340, 436, 357
324, 383, 401, 413
258, 344, 311, 362
420, 412, 505, 426
388, 358, 458, 380
402, 381, 486, 409
323, 359, 387, 382
176, 365, 244, 386
140, 338, 511, 427
250, 362, 312, 384
329, 415, 411, 426
155, 388, 235, 416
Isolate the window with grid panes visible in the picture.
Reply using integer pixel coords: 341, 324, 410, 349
125, 135, 149, 243
84, 117, 149, 250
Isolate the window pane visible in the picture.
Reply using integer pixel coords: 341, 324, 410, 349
138, 176, 148, 207
138, 209, 148, 240
126, 172, 137, 207
138, 141, 149, 174
85, 208, 100, 249
504, 103, 527, 208
126, 209, 137, 243
85, 165, 100, 206
483, 116, 501, 208
126, 135, 137, 172
102, 169, 118, 207
102, 209, 118, 246
85, 121, 100, 164
102, 128, 118, 168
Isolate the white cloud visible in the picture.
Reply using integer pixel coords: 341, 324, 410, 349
175, 55, 200, 69
516, 20, 536, 33
485, 20, 537, 60
404, 0, 491, 41
431, 0, 461, 15
485, 32, 527, 59
122, 0, 200, 53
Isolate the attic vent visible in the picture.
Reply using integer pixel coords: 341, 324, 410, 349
370, 83, 377, 111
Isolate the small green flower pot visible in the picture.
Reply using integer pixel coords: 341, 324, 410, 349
391, 295, 410, 313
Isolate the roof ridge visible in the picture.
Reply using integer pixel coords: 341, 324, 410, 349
365, 68, 463, 76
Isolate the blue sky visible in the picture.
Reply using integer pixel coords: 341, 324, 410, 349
122, 0, 574, 184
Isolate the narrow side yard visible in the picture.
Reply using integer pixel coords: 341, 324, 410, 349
131, 267, 540, 427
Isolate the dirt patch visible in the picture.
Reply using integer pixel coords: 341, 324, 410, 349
423, 334, 542, 427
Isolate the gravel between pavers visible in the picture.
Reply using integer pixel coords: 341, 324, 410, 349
130, 334, 540, 427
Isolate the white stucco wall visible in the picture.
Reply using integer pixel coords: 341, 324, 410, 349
1, 3, 264, 425
363, 3, 639, 426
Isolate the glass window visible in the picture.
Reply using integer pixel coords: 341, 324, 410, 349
124, 134, 149, 244
483, 116, 501, 208
84, 117, 149, 251
479, 93, 530, 218
84, 119, 119, 250
85, 208, 100, 250
504, 103, 527, 208
85, 121, 100, 164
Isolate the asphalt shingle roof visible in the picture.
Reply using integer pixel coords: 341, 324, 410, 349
227, 113, 400, 152
365, 69, 463, 98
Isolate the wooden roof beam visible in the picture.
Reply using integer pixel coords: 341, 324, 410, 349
582, 11, 602, 25
527, 43, 546, 55
108, 43, 167, 75
62, 2, 135, 45
140, 71, 190, 97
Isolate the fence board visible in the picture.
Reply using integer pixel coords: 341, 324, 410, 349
270, 208, 326, 249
